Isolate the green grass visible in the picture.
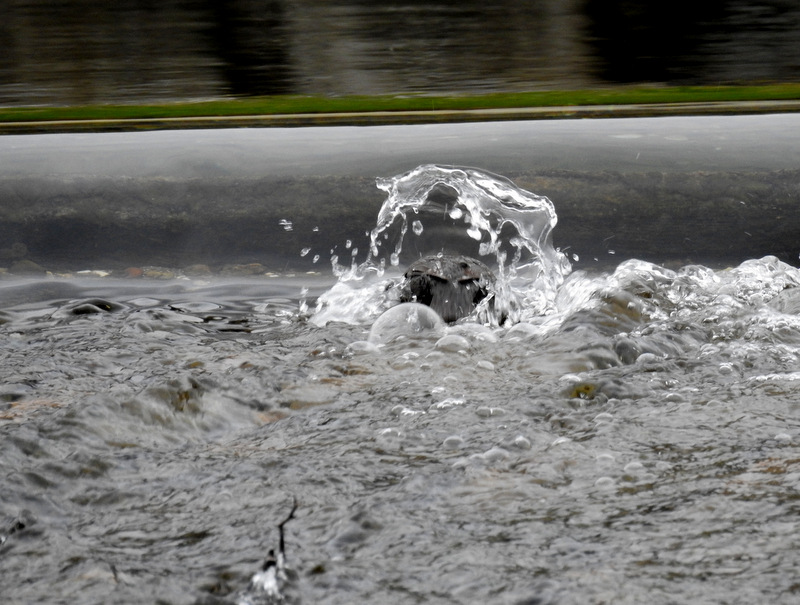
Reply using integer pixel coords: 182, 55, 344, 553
2, 84, 800, 123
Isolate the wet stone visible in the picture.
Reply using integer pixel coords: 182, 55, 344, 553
142, 267, 177, 280
10, 259, 46, 275
399, 254, 496, 323
184, 264, 213, 277
220, 263, 267, 276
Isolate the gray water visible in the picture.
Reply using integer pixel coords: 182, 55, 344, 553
2, 163, 799, 604
3, 1, 800, 105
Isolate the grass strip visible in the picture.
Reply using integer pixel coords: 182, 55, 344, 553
3, 84, 800, 123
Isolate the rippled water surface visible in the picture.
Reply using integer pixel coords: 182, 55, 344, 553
2, 167, 799, 605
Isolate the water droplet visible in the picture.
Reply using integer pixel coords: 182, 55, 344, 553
467, 226, 482, 240
412, 220, 423, 236
345, 240, 352, 249
312, 226, 319, 232
300, 247, 311, 257
390, 252, 400, 266
449, 207, 463, 219
278, 219, 293, 231
312, 255, 320, 263
351, 247, 358, 257
572, 253, 580, 261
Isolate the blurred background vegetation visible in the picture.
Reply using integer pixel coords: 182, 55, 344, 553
1, 0, 799, 108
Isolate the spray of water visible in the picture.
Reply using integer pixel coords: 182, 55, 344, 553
315, 165, 572, 325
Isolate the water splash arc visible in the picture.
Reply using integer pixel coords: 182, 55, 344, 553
318, 165, 572, 324
369, 165, 568, 278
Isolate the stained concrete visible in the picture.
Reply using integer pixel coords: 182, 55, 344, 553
1, 114, 798, 273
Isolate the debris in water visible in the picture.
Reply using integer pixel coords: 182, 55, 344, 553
237, 498, 298, 605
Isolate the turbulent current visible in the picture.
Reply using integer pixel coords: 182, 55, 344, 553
2, 165, 799, 605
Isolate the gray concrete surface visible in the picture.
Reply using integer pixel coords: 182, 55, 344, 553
1, 113, 798, 273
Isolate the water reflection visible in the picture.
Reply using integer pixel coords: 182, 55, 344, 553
2, 0, 800, 105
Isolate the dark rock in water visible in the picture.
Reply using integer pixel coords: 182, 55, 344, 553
400, 254, 495, 323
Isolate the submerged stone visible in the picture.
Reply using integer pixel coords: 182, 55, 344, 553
10, 259, 46, 275
399, 253, 495, 323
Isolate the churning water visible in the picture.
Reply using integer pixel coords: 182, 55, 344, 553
2, 165, 799, 604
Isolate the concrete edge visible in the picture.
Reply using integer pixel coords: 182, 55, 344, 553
3, 100, 800, 134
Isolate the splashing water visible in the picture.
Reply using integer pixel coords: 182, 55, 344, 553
314, 165, 572, 325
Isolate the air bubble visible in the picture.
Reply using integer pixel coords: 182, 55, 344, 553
624, 461, 645, 473
443, 435, 464, 449
595, 476, 615, 488
476, 406, 505, 417
435, 334, 470, 353
482, 447, 510, 462
596, 452, 615, 465
368, 303, 445, 345
512, 435, 531, 450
